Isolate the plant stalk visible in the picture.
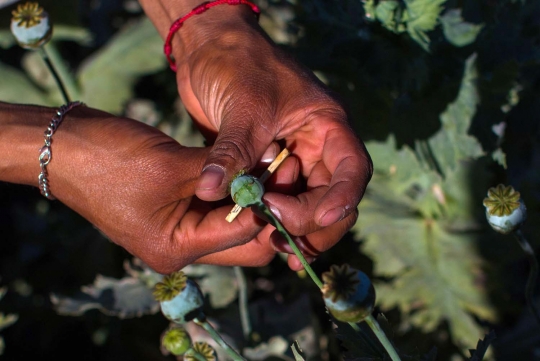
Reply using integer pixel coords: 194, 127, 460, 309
194, 317, 246, 361
513, 228, 540, 326
258, 201, 401, 359
365, 315, 401, 361
38, 46, 70, 104
256, 202, 323, 288
234, 266, 252, 341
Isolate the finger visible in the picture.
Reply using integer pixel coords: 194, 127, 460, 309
314, 126, 372, 227
263, 185, 329, 236
167, 201, 267, 269
194, 224, 277, 267
195, 110, 278, 202
262, 155, 300, 194
257, 142, 281, 167
278, 211, 358, 271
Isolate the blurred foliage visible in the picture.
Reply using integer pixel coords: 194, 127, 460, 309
0, 287, 18, 356
1, 0, 540, 360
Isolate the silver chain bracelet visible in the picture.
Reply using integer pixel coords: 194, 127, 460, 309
38, 101, 83, 200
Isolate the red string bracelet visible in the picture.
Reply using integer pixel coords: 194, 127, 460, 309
164, 0, 260, 72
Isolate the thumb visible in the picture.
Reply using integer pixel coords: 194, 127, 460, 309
195, 120, 275, 201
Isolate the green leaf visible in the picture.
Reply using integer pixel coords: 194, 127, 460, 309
353, 156, 496, 350
428, 53, 484, 174
50, 274, 160, 318
183, 265, 238, 309
364, 136, 442, 218
0, 61, 53, 105
355, 194, 496, 349
403, 0, 447, 50
77, 17, 166, 114
440, 9, 484, 47
375, 0, 404, 32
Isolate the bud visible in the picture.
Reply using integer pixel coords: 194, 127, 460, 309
161, 325, 192, 356
322, 264, 376, 323
153, 271, 204, 324
230, 174, 265, 207
483, 184, 527, 234
10, 2, 52, 49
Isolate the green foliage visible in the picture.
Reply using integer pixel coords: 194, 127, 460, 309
403, 0, 447, 51
363, 0, 485, 51
77, 17, 165, 113
363, 0, 447, 51
440, 9, 484, 47
0, 17, 166, 113
352, 54, 498, 350
427, 54, 484, 175
0, 287, 17, 356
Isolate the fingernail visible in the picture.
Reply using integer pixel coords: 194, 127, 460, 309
270, 233, 293, 254
198, 165, 225, 190
261, 144, 277, 163
268, 204, 282, 221
319, 207, 345, 227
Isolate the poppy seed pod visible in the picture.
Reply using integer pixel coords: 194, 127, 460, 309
185, 342, 217, 361
10, 2, 52, 49
153, 271, 204, 324
483, 184, 527, 234
230, 174, 265, 207
161, 326, 192, 356
322, 264, 376, 323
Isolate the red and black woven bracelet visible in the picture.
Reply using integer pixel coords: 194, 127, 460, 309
164, 0, 260, 72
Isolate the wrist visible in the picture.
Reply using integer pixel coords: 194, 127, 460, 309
140, 0, 261, 66
0, 103, 52, 186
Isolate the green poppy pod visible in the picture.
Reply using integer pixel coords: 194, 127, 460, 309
322, 264, 376, 323
153, 271, 204, 324
230, 174, 265, 207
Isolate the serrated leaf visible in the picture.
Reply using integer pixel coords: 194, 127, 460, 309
364, 136, 442, 218
50, 275, 159, 318
440, 9, 484, 47
375, 0, 403, 32
428, 53, 484, 174
182, 265, 238, 309
468, 330, 495, 361
354, 190, 496, 350
0, 61, 52, 105
403, 0, 447, 50
77, 17, 166, 114
366, 136, 438, 191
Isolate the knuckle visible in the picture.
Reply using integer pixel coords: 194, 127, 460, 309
211, 136, 254, 170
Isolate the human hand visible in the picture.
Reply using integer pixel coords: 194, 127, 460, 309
1, 104, 280, 273
167, 7, 373, 270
